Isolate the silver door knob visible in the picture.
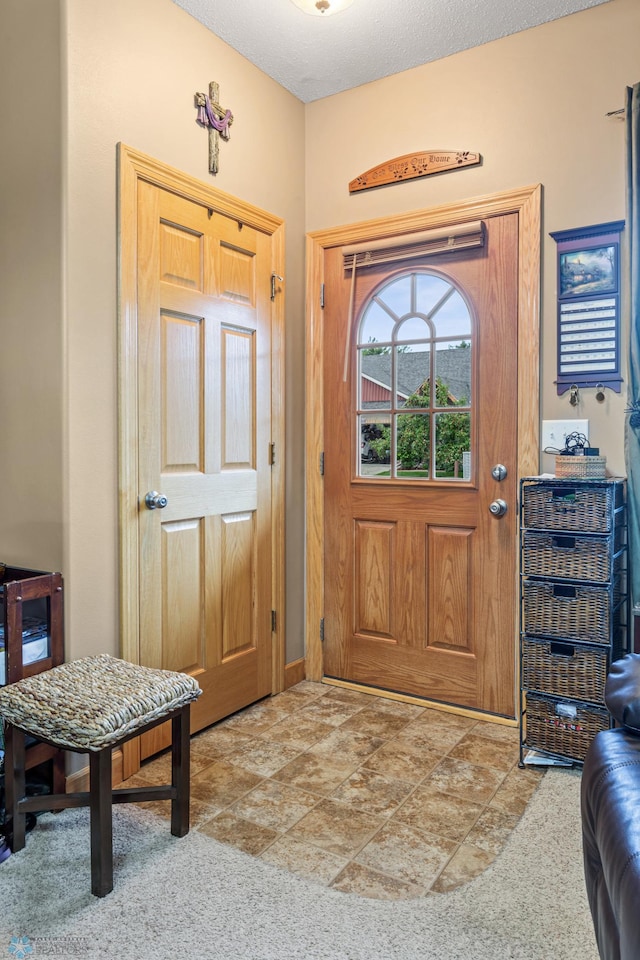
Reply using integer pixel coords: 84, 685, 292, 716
491, 464, 508, 481
145, 491, 168, 510
488, 499, 508, 517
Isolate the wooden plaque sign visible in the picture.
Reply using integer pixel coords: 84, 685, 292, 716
349, 150, 481, 193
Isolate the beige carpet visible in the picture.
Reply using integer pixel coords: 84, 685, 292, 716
0, 767, 598, 960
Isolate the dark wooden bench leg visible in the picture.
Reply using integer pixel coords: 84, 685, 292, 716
5, 723, 26, 852
90, 748, 113, 897
52, 749, 66, 799
171, 704, 191, 838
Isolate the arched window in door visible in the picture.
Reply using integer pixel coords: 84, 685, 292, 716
357, 270, 473, 480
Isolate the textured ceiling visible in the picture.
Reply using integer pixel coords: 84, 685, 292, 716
172, 0, 611, 103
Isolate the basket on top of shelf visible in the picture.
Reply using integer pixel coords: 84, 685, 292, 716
555, 455, 606, 478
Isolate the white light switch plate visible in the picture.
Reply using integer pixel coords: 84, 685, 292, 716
541, 419, 589, 451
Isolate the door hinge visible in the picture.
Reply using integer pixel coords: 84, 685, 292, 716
319, 452, 325, 476
271, 610, 277, 632
269, 441, 276, 466
320, 283, 325, 309
271, 273, 284, 301
320, 618, 325, 642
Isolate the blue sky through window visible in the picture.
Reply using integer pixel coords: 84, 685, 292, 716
359, 273, 471, 347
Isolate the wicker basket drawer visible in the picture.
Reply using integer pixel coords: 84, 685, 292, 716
521, 529, 623, 583
524, 693, 609, 762
521, 482, 621, 533
522, 579, 618, 644
521, 636, 609, 703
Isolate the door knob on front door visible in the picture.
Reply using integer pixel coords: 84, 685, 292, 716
489, 499, 508, 517
144, 491, 168, 510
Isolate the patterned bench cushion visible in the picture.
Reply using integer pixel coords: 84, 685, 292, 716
0, 655, 201, 751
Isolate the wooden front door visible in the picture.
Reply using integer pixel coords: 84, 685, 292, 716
118, 146, 285, 767
322, 212, 520, 718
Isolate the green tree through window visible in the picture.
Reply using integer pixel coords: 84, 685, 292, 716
397, 379, 470, 475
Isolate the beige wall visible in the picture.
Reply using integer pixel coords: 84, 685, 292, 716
305, 0, 638, 478
0, 1, 64, 572
63, 0, 306, 662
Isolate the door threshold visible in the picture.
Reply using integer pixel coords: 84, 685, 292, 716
321, 677, 517, 727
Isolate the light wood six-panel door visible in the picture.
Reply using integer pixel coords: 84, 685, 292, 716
136, 181, 274, 758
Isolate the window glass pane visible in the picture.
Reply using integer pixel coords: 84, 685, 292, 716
432, 290, 472, 338
359, 416, 391, 477
415, 274, 453, 315
377, 275, 412, 316
359, 301, 395, 347
355, 269, 473, 483
396, 316, 430, 342
434, 411, 471, 480
360, 351, 392, 409
435, 341, 471, 408
396, 344, 430, 406
397, 412, 430, 479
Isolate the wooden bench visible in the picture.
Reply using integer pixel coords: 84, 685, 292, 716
0, 654, 201, 896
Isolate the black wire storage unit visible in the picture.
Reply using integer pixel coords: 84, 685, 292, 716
519, 477, 628, 766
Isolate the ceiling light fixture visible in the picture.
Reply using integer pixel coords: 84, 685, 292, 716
289, 0, 355, 16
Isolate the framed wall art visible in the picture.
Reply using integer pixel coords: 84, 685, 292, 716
550, 220, 625, 395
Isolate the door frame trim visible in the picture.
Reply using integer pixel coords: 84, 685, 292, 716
117, 144, 286, 775
304, 184, 541, 684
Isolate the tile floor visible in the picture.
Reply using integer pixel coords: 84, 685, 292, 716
132, 681, 544, 900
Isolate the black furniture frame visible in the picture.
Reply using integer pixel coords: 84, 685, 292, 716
4, 703, 192, 897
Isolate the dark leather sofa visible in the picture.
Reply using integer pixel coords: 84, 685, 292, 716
582, 655, 640, 960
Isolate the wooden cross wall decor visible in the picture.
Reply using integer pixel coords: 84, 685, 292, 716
195, 81, 234, 175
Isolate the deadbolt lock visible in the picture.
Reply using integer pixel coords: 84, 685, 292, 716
491, 464, 508, 481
